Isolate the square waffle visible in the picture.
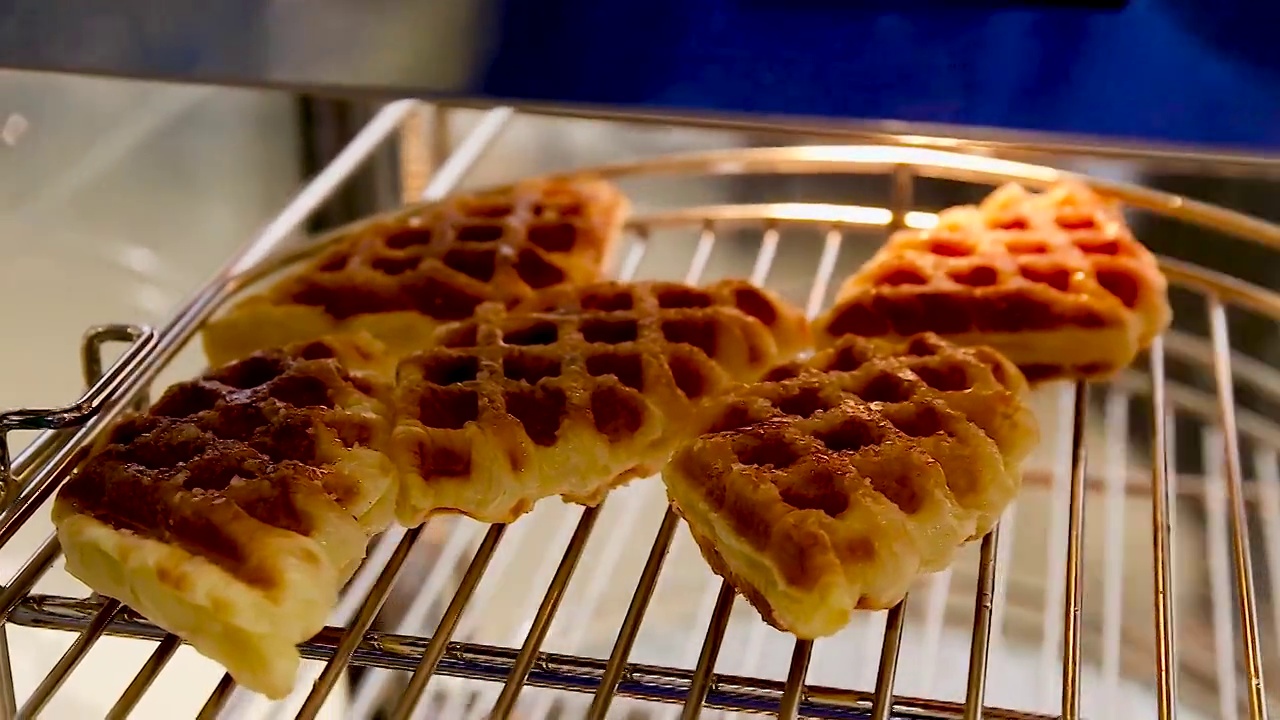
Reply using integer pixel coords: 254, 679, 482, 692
201, 177, 629, 368
662, 333, 1039, 639
391, 280, 811, 526
815, 181, 1172, 383
52, 335, 399, 699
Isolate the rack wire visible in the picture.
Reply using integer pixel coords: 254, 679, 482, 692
0, 102, 1278, 719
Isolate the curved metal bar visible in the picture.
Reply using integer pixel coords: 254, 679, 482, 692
0, 98, 415, 716
3, 138, 1278, 720
0, 324, 155, 505
543, 145, 1280, 253
610, 203, 1280, 322
491, 105, 1280, 177
217, 146, 1280, 306
0, 102, 418, 555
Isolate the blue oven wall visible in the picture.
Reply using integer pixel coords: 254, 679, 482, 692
485, 0, 1280, 149
2, 0, 1278, 149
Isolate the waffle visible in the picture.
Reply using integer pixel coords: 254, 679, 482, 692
52, 334, 399, 699
527, 279, 812, 362
391, 280, 810, 525
662, 333, 1038, 639
815, 181, 1171, 383
201, 177, 629, 367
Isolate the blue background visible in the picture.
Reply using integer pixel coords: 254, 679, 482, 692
2, 0, 1278, 150
485, 0, 1280, 149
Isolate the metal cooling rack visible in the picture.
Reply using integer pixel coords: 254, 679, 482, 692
0, 102, 1278, 720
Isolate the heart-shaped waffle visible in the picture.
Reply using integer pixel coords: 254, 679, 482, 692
391, 280, 810, 525
662, 333, 1037, 639
201, 177, 629, 367
815, 181, 1171, 383
53, 334, 398, 699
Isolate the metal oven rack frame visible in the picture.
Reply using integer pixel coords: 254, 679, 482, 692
0, 101, 1278, 720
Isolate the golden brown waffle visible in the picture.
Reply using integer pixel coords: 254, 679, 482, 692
52, 335, 399, 699
528, 278, 812, 363
391, 280, 810, 525
815, 181, 1171, 383
663, 333, 1038, 639
201, 177, 629, 367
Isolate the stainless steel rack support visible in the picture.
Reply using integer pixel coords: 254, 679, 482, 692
0, 105, 1276, 720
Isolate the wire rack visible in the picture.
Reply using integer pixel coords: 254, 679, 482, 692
1, 101, 1279, 720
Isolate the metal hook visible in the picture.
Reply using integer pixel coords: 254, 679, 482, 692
0, 324, 154, 506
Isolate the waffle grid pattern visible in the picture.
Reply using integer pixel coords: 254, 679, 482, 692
52, 337, 399, 699
282, 178, 623, 321
59, 337, 396, 566
391, 280, 806, 525
817, 181, 1171, 382
663, 333, 1037, 638
200, 178, 628, 367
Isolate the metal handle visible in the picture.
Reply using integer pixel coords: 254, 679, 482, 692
0, 324, 156, 507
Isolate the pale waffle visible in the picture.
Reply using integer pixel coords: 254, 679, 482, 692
391, 280, 810, 526
815, 181, 1172, 383
662, 333, 1038, 639
52, 334, 399, 699
201, 177, 629, 367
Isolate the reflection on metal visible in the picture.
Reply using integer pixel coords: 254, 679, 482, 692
1060, 384, 1089, 720
1, 114, 28, 147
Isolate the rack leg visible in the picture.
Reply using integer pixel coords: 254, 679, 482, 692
778, 640, 813, 719
17, 600, 123, 719
870, 600, 909, 720
1148, 337, 1180, 720
388, 523, 508, 719
1060, 382, 1089, 720
587, 508, 680, 720
1207, 297, 1269, 720
197, 673, 238, 720
107, 634, 181, 720
964, 527, 1001, 719
489, 506, 603, 717
295, 526, 426, 720
0, 626, 14, 720
681, 582, 736, 719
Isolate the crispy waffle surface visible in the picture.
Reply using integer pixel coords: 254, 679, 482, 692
201, 177, 629, 367
816, 181, 1171, 383
662, 333, 1039, 639
52, 334, 399, 700
391, 279, 811, 526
